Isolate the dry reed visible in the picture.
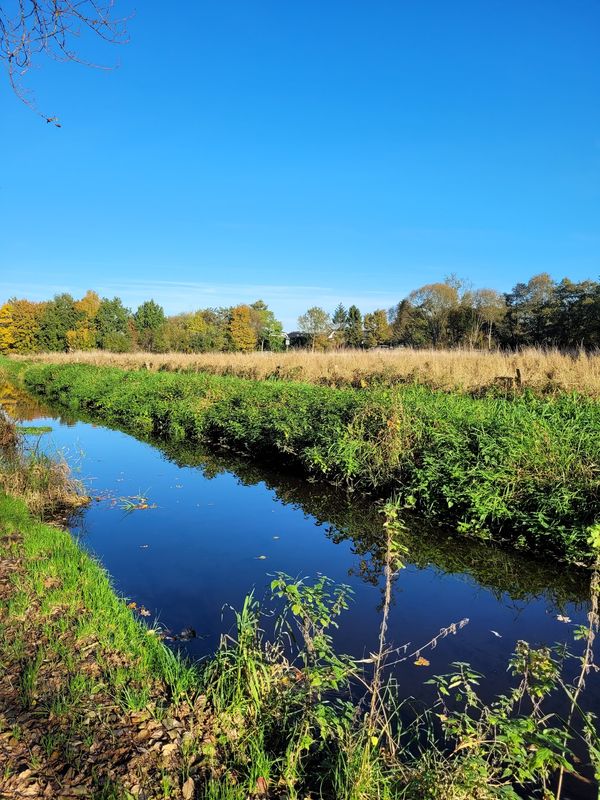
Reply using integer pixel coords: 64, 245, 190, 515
11, 347, 600, 396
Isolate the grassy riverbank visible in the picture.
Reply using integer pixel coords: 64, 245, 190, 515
3, 357, 600, 565
0, 492, 208, 798
1, 405, 599, 798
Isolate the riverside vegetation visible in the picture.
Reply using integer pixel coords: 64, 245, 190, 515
3, 356, 600, 565
13, 346, 600, 397
1, 388, 600, 797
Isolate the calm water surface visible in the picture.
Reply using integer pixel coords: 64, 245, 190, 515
3, 386, 596, 711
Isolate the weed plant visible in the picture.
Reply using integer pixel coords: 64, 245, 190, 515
195, 511, 600, 798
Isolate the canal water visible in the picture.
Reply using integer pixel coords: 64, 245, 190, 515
1, 384, 595, 711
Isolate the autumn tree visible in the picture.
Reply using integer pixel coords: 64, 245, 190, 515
228, 305, 258, 352
298, 307, 331, 351
65, 290, 101, 350
0, 303, 15, 353
471, 289, 506, 349
9, 299, 43, 353
408, 282, 460, 347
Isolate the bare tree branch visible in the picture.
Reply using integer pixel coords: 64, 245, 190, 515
0, 0, 129, 124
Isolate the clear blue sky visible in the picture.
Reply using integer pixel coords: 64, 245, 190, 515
1, 0, 598, 328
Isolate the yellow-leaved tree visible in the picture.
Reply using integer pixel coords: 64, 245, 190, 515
228, 305, 258, 352
10, 299, 44, 353
0, 303, 15, 353
66, 290, 101, 351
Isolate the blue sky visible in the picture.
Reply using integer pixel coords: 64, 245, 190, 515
1, 0, 599, 329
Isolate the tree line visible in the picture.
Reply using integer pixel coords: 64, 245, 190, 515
0, 293, 285, 354
297, 273, 600, 350
0, 272, 599, 354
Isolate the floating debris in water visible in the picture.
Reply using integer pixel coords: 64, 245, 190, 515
179, 627, 196, 641
127, 601, 152, 617
255, 555, 267, 560
414, 656, 430, 667
139, 544, 149, 549
556, 614, 571, 623
490, 630, 502, 638
272, 536, 280, 540
119, 494, 156, 512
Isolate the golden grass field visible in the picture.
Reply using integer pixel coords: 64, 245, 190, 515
11, 347, 600, 395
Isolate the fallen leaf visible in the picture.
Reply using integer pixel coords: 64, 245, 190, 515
414, 656, 430, 667
139, 607, 151, 617
255, 776, 268, 795
182, 777, 195, 799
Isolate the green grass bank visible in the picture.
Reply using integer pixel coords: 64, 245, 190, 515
2, 357, 599, 565
0, 491, 206, 798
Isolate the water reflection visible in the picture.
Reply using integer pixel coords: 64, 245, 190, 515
0, 381, 593, 701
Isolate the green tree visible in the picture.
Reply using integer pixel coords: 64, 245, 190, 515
344, 305, 363, 347
134, 300, 166, 352
38, 293, 81, 351
250, 300, 285, 351
96, 297, 132, 351
505, 273, 557, 346
363, 309, 390, 348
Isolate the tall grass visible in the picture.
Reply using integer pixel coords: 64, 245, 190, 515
0, 414, 88, 517
11, 346, 600, 396
5, 357, 600, 564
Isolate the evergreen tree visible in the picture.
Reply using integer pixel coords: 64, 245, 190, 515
363, 309, 390, 348
345, 305, 363, 347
